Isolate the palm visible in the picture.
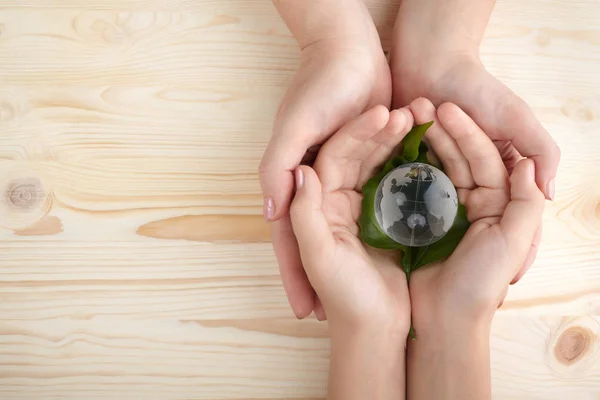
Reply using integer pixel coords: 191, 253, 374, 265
322, 189, 409, 320
407, 100, 544, 320
292, 105, 416, 326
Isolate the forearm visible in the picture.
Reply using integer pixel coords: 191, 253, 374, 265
273, 0, 379, 50
407, 316, 493, 400
328, 326, 407, 400
395, 0, 495, 53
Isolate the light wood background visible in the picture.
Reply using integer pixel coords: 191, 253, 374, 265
0, 0, 599, 399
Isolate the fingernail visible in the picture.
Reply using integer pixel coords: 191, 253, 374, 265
546, 178, 555, 201
263, 197, 275, 221
295, 168, 304, 189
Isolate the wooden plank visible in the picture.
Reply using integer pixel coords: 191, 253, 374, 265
0, 0, 599, 398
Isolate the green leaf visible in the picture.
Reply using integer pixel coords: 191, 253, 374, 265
358, 169, 406, 250
408, 204, 470, 272
401, 247, 412, 276
381, 155, 405, 175
359, 120, 470, 270
401, 121, 434, 162
414, 149, 430, 164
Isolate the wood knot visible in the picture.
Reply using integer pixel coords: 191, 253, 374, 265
555, 327, 591, 365
547, 317, 600, 377
0, 165, 54, 230
6, 179, 43, 210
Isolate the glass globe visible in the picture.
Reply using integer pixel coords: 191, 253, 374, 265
374, 162, 459, 247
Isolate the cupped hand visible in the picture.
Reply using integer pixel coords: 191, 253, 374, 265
259, 36, 392, 319
391, 26, 560, 200
289, 105, 414, 333
391, 26, 558, 283
407, 100, 546, 326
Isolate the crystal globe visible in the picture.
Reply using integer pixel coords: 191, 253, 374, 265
374, 162, 459, 247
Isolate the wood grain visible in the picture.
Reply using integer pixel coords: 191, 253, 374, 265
0, 0, 599, 398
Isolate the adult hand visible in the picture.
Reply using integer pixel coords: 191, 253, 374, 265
391, 0, 559, 282
260, 1, 391, 319
391, 0, 560, 200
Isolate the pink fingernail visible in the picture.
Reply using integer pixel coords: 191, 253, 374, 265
546, 178, 555, 201
295, 168, 304, 189
263, 197, 275, 221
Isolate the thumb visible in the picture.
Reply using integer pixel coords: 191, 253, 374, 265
499, 159, 546, 277
259, 131, 310, 222
289, 166, 335, 283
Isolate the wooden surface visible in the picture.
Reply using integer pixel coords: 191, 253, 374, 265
0, 0, 599, 398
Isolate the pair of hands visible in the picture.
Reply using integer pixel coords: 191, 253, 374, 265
259, 0, 560, 321
288, 99, 546, 337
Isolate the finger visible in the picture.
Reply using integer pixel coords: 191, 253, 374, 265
511, 223, 542, 285
466, 76, 560, 199
438, 102, 509, 189
314, 105, 390, 193
259, 131, 313, 221
314, 296, 327, 321
500, 95, 560, 200
289, 166, 336, 291
409, 98, 474, 189
494, 140, 522, 174
500, 159, 546, 277
462, 187, 510, 222
357, 107, 414, 189
271, 217, 316, 319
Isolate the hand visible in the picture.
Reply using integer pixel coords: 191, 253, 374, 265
289, 105, 414, 334
390, 2, 558, 283
290, 105, 413, 399
391, 3, 561, 201
260, 5, 392, 319
407, 99, 546, 328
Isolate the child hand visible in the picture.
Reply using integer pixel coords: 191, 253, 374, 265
289, 105, 414, 336
407, 99, 546, 329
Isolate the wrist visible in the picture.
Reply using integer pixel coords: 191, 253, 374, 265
411, 299, 494, 343
409, 269, 495, 338
391, 0, 491, 97
393, 0, 494, 53
328, 322, 407, 400
407, 312, 492, 400
391, 35, 481, 94
330, 320, 409, 349
274, 0, 380, 52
